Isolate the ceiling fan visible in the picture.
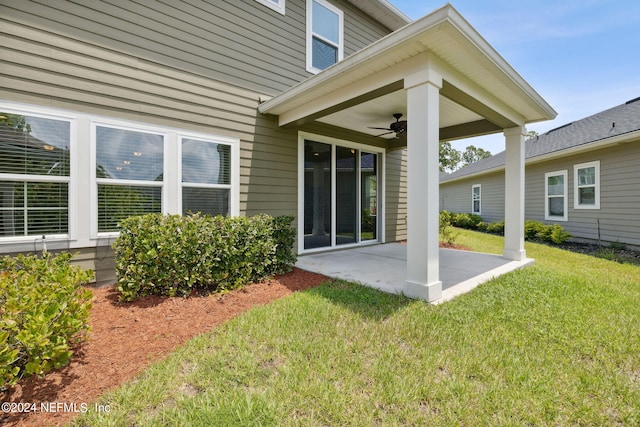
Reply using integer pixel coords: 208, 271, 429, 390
369, 113, 407, 138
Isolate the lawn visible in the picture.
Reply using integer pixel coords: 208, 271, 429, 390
74, 230, 640, 426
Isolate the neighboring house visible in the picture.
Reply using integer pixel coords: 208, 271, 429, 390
440, 97, 640, 248
0, 1, 554, 299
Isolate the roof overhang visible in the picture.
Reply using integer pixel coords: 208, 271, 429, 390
259, 4, 556, 143
441, 129, 640, 184
345, 0, 411, 31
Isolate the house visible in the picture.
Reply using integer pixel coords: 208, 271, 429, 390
0, 1, 555, 299
440, 97, 640, 249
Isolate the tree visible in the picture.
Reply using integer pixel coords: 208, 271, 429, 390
439, 141, 461, 173
461, 145, 491, 166
440, 141, 492, 172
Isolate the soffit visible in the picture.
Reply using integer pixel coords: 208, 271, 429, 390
259, 4, 556, 139
345, 0, 411, 31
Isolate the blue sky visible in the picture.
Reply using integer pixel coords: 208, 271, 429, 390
388, 0, 640, 154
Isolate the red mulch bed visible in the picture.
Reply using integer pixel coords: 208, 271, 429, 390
1, 268, 329, 427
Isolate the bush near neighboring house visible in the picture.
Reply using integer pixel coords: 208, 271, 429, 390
113, 213, 297, 302
0, 252, 93, 391
440, 211, 571, 245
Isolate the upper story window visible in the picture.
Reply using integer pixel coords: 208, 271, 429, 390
0, 110, 72, 238
471, 184, 481, 215
545, 170, 568, 221
574, 161, 600, 209
255, 0, 285, 15
307, 0, 343, 73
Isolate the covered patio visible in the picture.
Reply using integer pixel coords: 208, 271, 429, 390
296, 244, 534, 304
259, 4, 556, 302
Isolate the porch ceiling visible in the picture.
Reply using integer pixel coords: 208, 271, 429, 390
258, 4, 556, 142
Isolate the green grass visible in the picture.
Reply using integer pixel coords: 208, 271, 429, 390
73, 229, 640, 426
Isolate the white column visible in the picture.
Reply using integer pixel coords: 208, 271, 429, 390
503, 126, 526, 261
404, 67, 442, 302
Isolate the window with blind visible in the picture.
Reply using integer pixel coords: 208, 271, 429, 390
181, 137, 231, 216
0, 112, 71, 237
307, 0, 343, 73
95, 125, 164, 232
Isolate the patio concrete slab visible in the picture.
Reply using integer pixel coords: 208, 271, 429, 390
295, 243, 534, 304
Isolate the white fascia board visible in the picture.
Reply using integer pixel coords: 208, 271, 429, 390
259, 4, 555, 125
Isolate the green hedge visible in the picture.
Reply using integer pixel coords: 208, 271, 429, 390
0, 253, 93, 391
440, 211, 571, 244
113, 213, 297, 302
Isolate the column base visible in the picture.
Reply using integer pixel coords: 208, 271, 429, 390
404, 280, 442, 302
503, 249, 526, 261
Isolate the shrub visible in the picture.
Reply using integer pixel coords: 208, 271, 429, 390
439, 211, 459, 245
113, 213, 297, 302
0, 252, 93, 391
524, 220, 545, 240
450, 212, 483, 230
486, 221, 505, 235
548, 224, 571, 244
475, 221, 488, 232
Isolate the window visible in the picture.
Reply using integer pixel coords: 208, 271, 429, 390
181, 137, 233, 216
574, 161, 600, 209
0, 111, 72, 238
307, 0, 343, 73
545, 170, 567, 221
471, 184, 481, 215
254, 0, 285, 14
94, 124, 165, 233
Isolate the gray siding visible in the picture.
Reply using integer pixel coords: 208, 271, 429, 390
440, 172, 505, 223
0, 0, 397, 282
440, 140, 640, 247
526, 141, 640, 247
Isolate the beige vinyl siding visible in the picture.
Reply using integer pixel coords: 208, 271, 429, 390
0, 0, 398, 282
385, 149, 407, 241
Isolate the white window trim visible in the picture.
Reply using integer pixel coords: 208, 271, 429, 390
254, 0, 285, 14
0, 102, 76, 244
91, 121, 168, 238
306, 0, 344, 74
297, 131, 385, 254
177, 132, 240, 217
574, 160, 600, 209
471, 184, 481, 215
545, 170, 568, 221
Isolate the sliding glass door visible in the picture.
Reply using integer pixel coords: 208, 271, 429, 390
303, 139, 379, 250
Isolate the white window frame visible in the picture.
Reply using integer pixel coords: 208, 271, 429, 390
574, 161, 600, 209
178, 132, 240, 217
545, 170, 568, 221
306, 0, 344, 74
471, 184, 481, 215
297, 131, 385, 254
254, 0, 285, 15
0, 102, 76, 244
91, 121, 168, 238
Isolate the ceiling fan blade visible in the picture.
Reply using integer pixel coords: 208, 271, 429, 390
375, 131, 394, 137
368, 127, 392, 130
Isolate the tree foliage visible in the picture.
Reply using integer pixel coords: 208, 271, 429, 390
440, 141, 492, 172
